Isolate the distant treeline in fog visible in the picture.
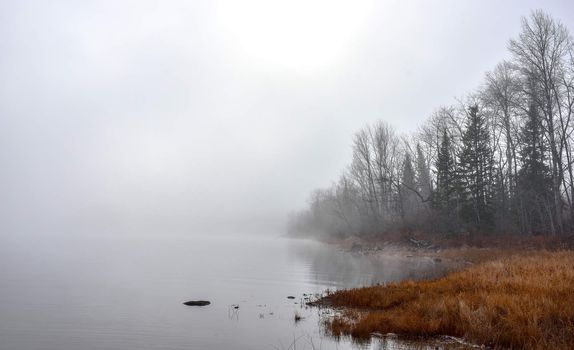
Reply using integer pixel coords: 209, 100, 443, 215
289, 10, 574, 237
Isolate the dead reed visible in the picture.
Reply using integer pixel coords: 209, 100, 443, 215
321, 251, 574, 349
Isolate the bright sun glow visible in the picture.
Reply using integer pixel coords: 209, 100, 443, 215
216, 0, 375, 73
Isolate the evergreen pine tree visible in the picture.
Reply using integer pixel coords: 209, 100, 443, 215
434, 130, 457, 212
458, 105, 494, 231
517, 101, 552, 234
400, 153, 417, 220
415, 143, 432, 200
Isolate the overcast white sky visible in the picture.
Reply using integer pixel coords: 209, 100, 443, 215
1, 0, 573, 236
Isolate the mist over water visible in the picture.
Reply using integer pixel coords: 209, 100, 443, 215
2, 1, 574, 349
0, 234, 445, 350
2, 1, 573, 239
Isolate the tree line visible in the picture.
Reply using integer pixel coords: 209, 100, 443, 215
288, 10, 574, 237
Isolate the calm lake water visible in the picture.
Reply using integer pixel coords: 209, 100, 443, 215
0, 234, 449, 350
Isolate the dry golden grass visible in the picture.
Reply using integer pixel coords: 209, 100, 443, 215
320, 251, 574, 349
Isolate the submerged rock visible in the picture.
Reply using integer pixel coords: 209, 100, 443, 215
351, 242, 363, 252
183, 300, 211, 306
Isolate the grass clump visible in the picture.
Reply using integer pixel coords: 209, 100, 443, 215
320, 251, 574, 349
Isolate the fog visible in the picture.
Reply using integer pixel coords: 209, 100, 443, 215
1, 0, 573, 237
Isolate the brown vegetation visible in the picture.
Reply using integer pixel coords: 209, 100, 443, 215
317, 251, 574, 349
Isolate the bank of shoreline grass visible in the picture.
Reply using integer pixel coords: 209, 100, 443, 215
314, 251, 574, 349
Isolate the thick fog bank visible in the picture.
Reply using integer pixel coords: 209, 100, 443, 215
1, 1, 573, 238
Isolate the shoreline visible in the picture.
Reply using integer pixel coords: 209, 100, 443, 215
306, 239, 574, 349
312, 231, 574, 267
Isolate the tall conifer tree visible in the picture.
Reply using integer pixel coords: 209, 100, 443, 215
517, 101, 552, 234
434, 130, 456, 211
458, 105, 494, 231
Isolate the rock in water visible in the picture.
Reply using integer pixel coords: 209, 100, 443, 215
183, 300, 211, 306
351, 242, 363, 252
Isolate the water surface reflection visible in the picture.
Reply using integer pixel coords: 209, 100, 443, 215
0, 235, 451, 350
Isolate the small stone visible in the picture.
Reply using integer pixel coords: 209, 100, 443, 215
183, 300, 211, 306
